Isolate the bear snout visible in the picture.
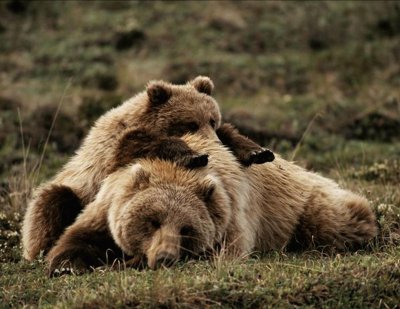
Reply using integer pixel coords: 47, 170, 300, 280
147, 226, 181, 270
154, 251, 178, 269
148, 246, 180, 270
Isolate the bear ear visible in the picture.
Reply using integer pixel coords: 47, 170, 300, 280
190, 76, 214, 95
146, 81, 172, 107
196, 175, 217, 203
131, 164, 151, 191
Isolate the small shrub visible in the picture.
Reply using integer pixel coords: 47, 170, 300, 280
114, 28, 146, 51
0, 211, 22, 262
343, 112, 400, 142
350, 160, 400, 183
81, 65, 119, 91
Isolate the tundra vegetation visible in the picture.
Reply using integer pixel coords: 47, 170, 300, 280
0, 1, 399, 308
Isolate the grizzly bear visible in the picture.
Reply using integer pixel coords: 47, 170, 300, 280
22, 76, 274, 261
46, 133, 377, 275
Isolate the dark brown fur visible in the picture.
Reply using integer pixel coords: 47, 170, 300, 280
28, 185, 82, 257
112, 129, 208, 171
47, 225, 123, 277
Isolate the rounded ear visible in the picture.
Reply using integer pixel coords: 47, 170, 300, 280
190, 76, 214, 95
196, 175, 217, 203
131, 164, 151, 191
146, 81, 172, 107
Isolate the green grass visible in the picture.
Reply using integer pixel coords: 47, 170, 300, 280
1, 157, 398, 308
1, 249, 399, 308
0, 1, 399, 308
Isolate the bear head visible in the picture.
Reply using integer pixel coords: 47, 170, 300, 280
107, 160, 231, 269
142, 76, 221, 141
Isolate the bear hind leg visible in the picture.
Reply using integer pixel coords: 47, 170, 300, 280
287, 193, 378, 251
339, 197, 378, 249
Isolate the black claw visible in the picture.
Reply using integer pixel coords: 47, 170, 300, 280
186, 154, 209, 169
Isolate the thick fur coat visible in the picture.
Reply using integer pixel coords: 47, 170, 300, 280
22, 76, 271, 261
46, 134, 377, 274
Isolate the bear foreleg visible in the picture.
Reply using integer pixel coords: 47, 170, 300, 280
217, 123, 275, 166
22, 184, 83, 261
46, 209, 123, 277
113, 129, 208, 170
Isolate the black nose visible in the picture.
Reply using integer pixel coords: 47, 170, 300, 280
155, 252, 177, 269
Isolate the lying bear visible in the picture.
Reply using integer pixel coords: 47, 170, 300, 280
22, 76, 274, 262
46, 133, 377, 275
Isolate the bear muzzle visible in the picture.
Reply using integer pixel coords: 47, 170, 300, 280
147, 226, 181, 270
154, 251, 178, 269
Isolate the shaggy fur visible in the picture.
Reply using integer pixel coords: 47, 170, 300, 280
22, 76, 269, 260
46, 134, 377, 275
22, 185, 82, 257
22, 76, 270, 261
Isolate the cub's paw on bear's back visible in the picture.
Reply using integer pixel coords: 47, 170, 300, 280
242, 148, 275, 166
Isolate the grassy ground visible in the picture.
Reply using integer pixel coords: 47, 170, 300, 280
0, 1, 399, 308
1, 249, 399, 308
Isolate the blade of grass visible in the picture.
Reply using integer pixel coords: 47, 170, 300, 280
32, 78, 72, 186
17, 108, 28, 201
290, 112, 320, 161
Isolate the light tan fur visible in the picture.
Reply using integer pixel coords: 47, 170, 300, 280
46, 134, 377, 272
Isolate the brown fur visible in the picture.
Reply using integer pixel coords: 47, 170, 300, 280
22, 185, 82, 257
46, 134, 377, 275
47, 199, 123, 276
113, 129, 209, 170
22, 76, 270, 261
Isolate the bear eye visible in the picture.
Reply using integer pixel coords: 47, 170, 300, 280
209, 118, 216, 129
187, 122, 199, 132
180, 225, 194, 237
150, 219, 161, 229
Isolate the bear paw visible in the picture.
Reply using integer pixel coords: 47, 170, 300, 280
251, 148, 275, 164
49, 263, 88, 277
48, 256, 90, 277
47, 249, 94, 277
184, 154, 209, 169
241, 148, 275, 166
